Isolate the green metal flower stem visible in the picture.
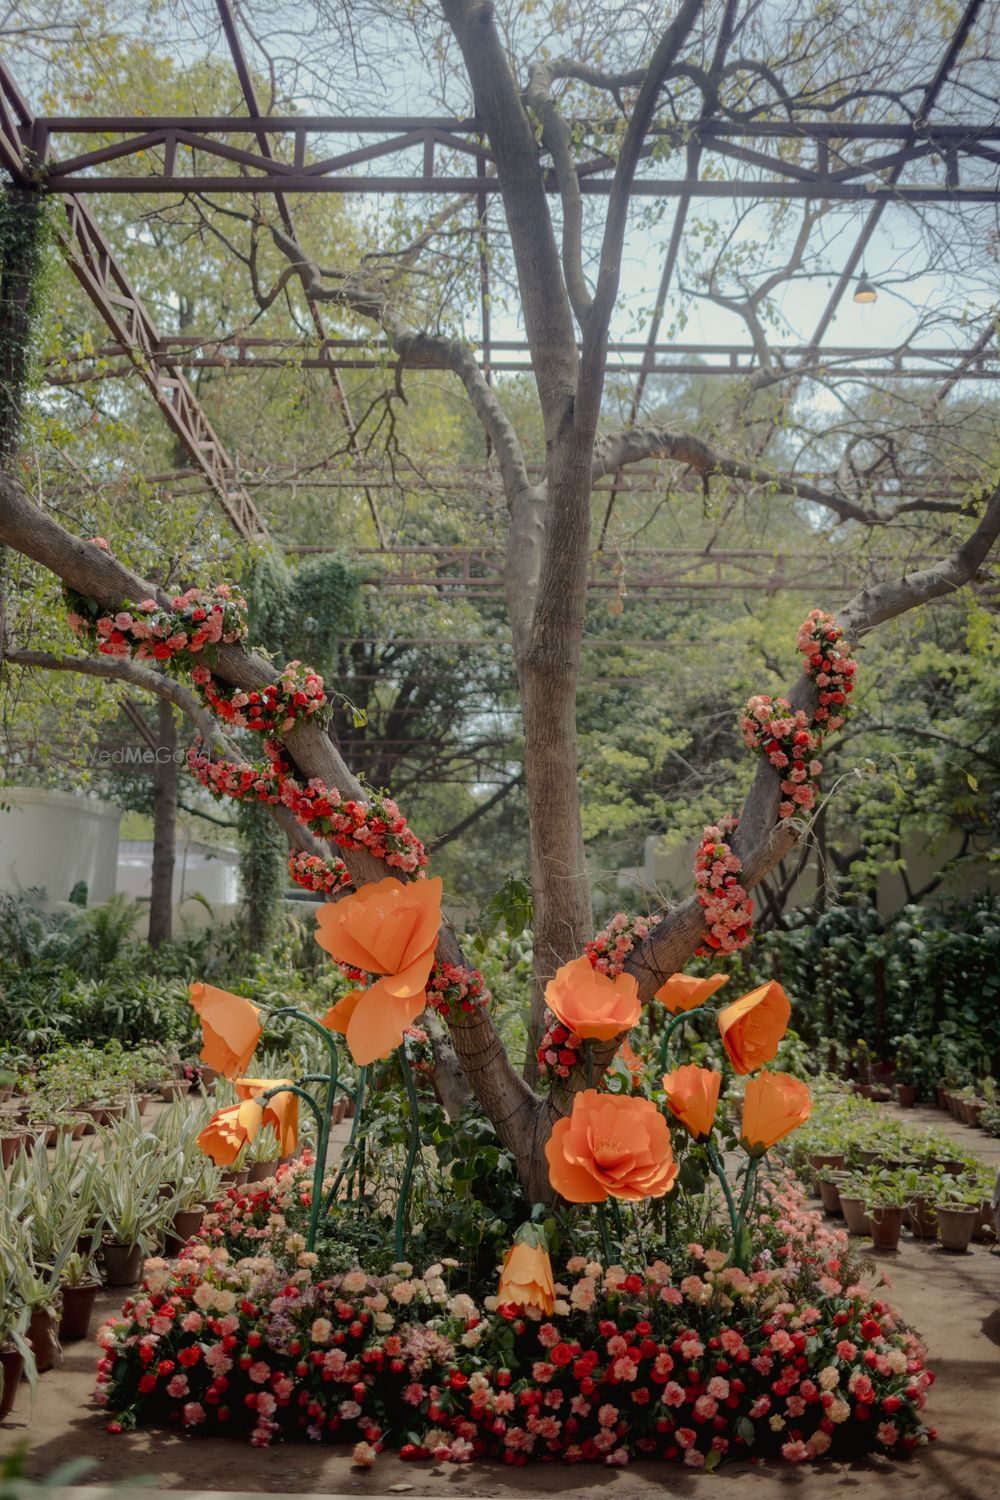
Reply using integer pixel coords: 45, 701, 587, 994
323, 1065, 368, 1215
263, 1007, 342, 1250
394, 1048, 422, 1260
658, 1005, 717, 1071
705, 1139, 741, 1250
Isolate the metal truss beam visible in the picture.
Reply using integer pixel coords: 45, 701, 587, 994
0, 61, 266, 542
18, 114, 1000, 201
43, 336, 1000, 385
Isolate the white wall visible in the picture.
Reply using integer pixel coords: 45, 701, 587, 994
117, 837, 241, 927
0, 787, 121, 904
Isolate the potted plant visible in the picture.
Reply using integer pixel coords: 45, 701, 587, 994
0, 1258, 37, 1422
58, 1251, 103, 1342
838, 1174, 871, 1237
865, 1172, 907, 1251
894, 1034, 921, 1107
93, 1162, 175, 1286
934, 1177, 980, 1252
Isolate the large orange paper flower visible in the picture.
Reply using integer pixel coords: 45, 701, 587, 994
320, 976, 427, 1066
653, 971, 729, 1015
314, 875, 442, 998
197, 1100, 263, 1166
716, 981, 791, 1075
740, 1070, 812, 1154
235, 1078, 299, 1157
189, 983, 262, 1079
545, 955, 641, 1041
545, 1089, 678, 1203
497, 1239, 555, 1315
662, 1064, 722, 1141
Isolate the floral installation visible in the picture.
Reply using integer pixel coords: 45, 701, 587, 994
193, 660, 328, 737
96, 1163, 936, 1467
65, 583, 247, 665
287, 850, 353, 896
186, 740, 427, 874
584, 912, 662, 977
425, 962, 492, 1022
693, 816, 753, 955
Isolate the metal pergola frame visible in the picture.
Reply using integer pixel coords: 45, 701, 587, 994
0, 0, 997, 567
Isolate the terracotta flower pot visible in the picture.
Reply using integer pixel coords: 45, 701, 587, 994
907, 1197, 938, 1241
58, 1282, 101, 1342
818, 1177, 844, 1216
972, 1201, 994, 1243
248, 1159, 280, 1183
220, 1167, 249, 1189
809, 1152, 845, 1174
158, 1080, 187, 1103
897, 1084, 918, 1108
27, 1305, 60, 1373
935, 1086, 948, 1110
0, 1349, 24, 1421
172, 1206, 205, 1241
867, 1205, 904, 1251
840, 1194, 871, 1236
1, 1133, 24, 1170
101, 1103, 126, 1123
936, 1205, 977, 1253
967, 1101, 984, 1128
856, 1149, 879, 1167
102, 1241, 144, 1286
345, 1098, 356, 1119
198, 1065, 219, 1089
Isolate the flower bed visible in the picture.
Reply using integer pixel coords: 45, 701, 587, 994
96, 1160, 935, 1467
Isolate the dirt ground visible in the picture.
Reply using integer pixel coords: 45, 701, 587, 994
2, 1101, 998, 1500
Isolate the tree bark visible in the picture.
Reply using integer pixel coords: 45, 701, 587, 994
147, 698, 177, 947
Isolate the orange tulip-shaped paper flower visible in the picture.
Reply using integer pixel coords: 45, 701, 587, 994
716, 980, 791, 1075
546, 1089, 679, 1203
653, 971, 729, 1015
235, 1078, 299, 1157
740, 1070, 812, 1155
662, 1063, 722, 1141
545, 955, 641, 1041
189, 982, 262, 1079
197, 1099, 263, 1166
497, 1230, 555, 1315
314, 875, 442, 997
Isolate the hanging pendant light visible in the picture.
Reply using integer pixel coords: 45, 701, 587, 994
853, 268, 878, 304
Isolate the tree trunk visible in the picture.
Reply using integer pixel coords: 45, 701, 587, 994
238, 799, 286, 953
148, 699, 177, 947
0, 187, 44, 654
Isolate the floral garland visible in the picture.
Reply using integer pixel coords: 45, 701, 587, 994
287, 849, 353, 896
536, 1013, 583, 1082
187, 741, 427, 875
694, 611, 859, 949
193, 660, 328, 737
739, 696, 824, 822
693, 816, 753, 956
425, 962, 491, 1021
797, 609, 857, 731
402, 1024, 435, 1074
584, 912, 661, 977
66, 583, 247, 665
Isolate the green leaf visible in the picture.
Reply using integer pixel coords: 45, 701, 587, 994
966, 771, 979, 791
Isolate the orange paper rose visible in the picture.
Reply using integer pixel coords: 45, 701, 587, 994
545, 1089, 678, 1203
189, 982, 262, 1079
497, 1237, 555, 1315
653, 971, 729, 1015
716, 980, 791, 1074
314, 875, 442, 997
740, 1070, 812, 1154
662, 1063, 721, 1141
235, 1078, 299, 1157
197, 1100, 263, 1166
545, 955, 641, 1041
